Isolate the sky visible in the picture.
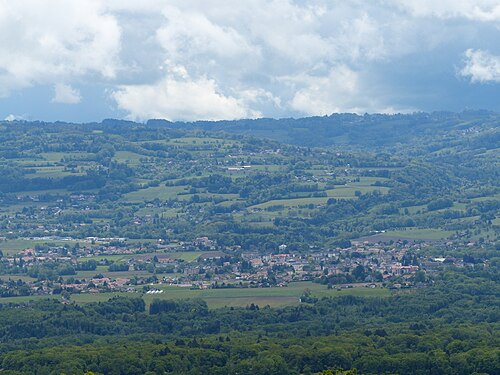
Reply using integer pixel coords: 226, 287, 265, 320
1, 0, 500, 123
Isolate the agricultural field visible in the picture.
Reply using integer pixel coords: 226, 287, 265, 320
0, 281, 389, 309
142, 285, 389, 309
378, 228, 455, 241
67, 281, 390, 308
0, 238, 82, 255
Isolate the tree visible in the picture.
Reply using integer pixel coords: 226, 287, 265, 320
352, 265, 366, 281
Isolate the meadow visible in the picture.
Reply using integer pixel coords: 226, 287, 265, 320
0, 282, 389, 309
379, 228, 455, 240
77, 281, 389, 308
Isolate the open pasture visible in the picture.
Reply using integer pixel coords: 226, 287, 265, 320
112, 151, 145, 165
82, 251, 203, 263
378, 228, 454, 240
140, 281, 390, 308
121, 185, 189, 202
0, 282, 390, 308
24, 166, 84, 179
0, 238, 81, 255
250, 197, 329, 209
40, 152, 94, 162
64, 281, 390, 308
326, 185, 390, 199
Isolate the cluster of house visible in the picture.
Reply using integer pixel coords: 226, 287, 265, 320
0, 235, 482, 298
167, 241, 424, 289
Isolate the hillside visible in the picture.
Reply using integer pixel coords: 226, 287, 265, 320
0, 112, 497, 249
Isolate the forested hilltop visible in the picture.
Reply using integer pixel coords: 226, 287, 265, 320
148, 110, 499, 148
0, 111, 498, 374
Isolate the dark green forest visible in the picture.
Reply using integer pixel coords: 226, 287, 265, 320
0, 268, 497, 375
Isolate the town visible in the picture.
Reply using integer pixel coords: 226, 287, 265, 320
0, 234, 485, 299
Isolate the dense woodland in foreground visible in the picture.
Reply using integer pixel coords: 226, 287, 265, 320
0, 111, 498, 374
0, 268, 497, 374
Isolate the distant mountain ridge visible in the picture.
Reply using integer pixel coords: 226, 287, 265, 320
144, 110, 499, 148
3, 110, 498, 150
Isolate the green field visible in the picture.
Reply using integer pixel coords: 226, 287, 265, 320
112, 151, 146, 165
81, 251, 203, 263
0, 275, 37, 282
326, 185, 390, 198
25, 166, 83, 179
138, 281, 390, 308
40, 152, 94, 162
0, 239, 81, 255
380, 228, 454, 240
251, 197, 329, 209
122, 185, 189, 202
0, 282, 390, 309
0, 295, 61, 304
471, 193, 500, 202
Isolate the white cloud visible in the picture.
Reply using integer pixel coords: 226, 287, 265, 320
0, 0, 121, 96
460, 49, 500, 83
4, 114, 19, 121
112, 65, 260, 121
52, 83, 82, 104
106, 1, 500, 119
392, 0, 500, 22
2, 1, 500, 120
116, 1, 404, 119
157, 6, 259, 63
239, 88, 282, 108
286, 66, 361, 115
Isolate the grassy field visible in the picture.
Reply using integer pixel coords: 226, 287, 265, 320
112, 151, 146, 165
81, 251, 203, 263
139, 281, 390, 308
0, 239, 81, 255
0, 275, 37, 282
73, 270, 184, 280
251, 197, 329, 209
326, 185, 390, 198
0, 282, 390, 308
164, 137, 236, 146
0, 295, 61, 304
10, 188, 99, 200
24, 166, 83, 179
356, 176, 391, 184
251, 165, 287, 172
121, 185, 226, 203
380, 228, 454, 240
40, 152, 94, 162
471, 193, 500, 202
122, 185, 189, 202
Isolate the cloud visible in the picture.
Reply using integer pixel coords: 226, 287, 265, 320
4, 114, 20, 121
112, 64, 260, 121
2, 1, 500, 121
0, 1, 121, 96
52, 83, 82, 104
286, 65, 360, 115
157, 6, 259, 64
392, 0, 500, 22
460, 49, 500, 83
115, 1, 403, 119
